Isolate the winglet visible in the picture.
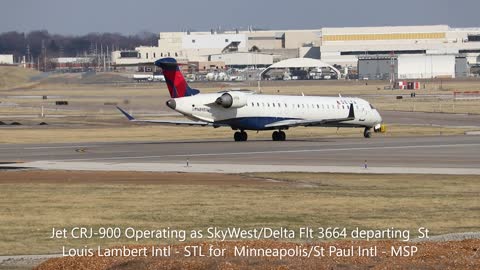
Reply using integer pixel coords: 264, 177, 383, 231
116, 106, 135, 121
347, 103, 355, 119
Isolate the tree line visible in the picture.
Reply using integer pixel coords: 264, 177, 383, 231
0, 30, 158, 60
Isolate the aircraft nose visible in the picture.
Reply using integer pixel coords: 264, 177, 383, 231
376, 110, 382, 123
166, 99, 176, 110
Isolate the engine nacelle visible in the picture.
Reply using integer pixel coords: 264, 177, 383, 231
215, 92, 248, 108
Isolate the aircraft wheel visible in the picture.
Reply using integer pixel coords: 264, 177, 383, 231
241, 131, 248, 141
279, 131, 286, 141
234, 131, 242, 141
272, 131, 279, 141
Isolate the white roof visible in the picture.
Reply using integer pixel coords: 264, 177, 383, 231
261, 58, 340, 78
53, 57, 92, 63
268, 57, 334, 68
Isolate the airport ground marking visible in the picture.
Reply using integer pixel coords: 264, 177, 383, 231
51, 143, 480, 162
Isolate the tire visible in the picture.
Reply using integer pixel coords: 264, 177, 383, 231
234, 132, 242, 141
272, 131, 279, 141
241, 131, 248, 141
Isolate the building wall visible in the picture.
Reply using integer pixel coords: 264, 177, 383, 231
284, 30, 321, 48
299, 47, 320, 59
397, 54, 456, 79
358, 57, 397, 80
320, 25, 480, 67
455, 57, 468, 78
182, 33, 246, 49
0, 54, 14, 64
246, 31, 283, 50
196, 61, 225, 71
209, 53, 273, 66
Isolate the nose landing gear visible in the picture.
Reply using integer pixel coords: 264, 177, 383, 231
272, 130, 286, 141
363, 128, 372, 138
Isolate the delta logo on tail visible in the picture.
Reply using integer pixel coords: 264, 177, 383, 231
154, 58, 200, 98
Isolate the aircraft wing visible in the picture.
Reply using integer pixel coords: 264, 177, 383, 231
116, 106, 221, 127
265, 103, 355, 128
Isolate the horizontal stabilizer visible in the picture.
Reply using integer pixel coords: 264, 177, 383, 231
116, 106, 222, 127
116, 106, 135, 120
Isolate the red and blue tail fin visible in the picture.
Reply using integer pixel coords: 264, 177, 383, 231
154, 58, 200, 98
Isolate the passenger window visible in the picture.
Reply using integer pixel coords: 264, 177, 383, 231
273, 103, 275, 107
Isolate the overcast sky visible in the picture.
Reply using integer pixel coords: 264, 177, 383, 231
1, 0, 479, 35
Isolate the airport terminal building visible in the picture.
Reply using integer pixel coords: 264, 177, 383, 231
112, 25, 480, 79
112, 28, 321, 67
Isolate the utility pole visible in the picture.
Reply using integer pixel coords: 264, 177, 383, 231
100, 43, 104, 72
26, 44, 31, 67
106, 45, 109, 71
42, 40, 47, 72
390, 51, 395, 89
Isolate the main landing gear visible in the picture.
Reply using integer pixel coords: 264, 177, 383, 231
363, 128, 372, 138
233, 130, 287, 141
272, 130, 286, 141
234, 131, 248, 142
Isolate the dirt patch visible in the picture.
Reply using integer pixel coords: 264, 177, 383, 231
0, 170, 272, 185
35, 240, 480, 270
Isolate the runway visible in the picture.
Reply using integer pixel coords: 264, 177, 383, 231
1, 135, 479, 174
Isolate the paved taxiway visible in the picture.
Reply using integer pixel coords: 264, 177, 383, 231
1, 135, 479, 174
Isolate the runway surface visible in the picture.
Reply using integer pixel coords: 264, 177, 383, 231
380, 111, 480, 127
1, 135, 479, 174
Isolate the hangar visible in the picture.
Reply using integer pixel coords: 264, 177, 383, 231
321, 25, 480, 67
260, 58, 340, 80
358, 54, 468, 80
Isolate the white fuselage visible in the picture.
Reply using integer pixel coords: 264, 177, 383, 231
171, 92, 382, 131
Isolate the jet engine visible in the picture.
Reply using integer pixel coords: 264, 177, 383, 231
215, 92, 248, 108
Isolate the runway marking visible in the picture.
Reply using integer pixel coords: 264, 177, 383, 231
0, 145, 100, 150
53, 143, 480, 162
23, 145, 101, 150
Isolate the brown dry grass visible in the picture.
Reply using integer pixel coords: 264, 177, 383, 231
0, 67, 39, 90
0, 171, 478, 256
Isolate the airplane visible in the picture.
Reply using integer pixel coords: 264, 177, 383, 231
117, 57, 385, 141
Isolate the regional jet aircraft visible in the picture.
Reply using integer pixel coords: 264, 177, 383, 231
117, 58, 384, 141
